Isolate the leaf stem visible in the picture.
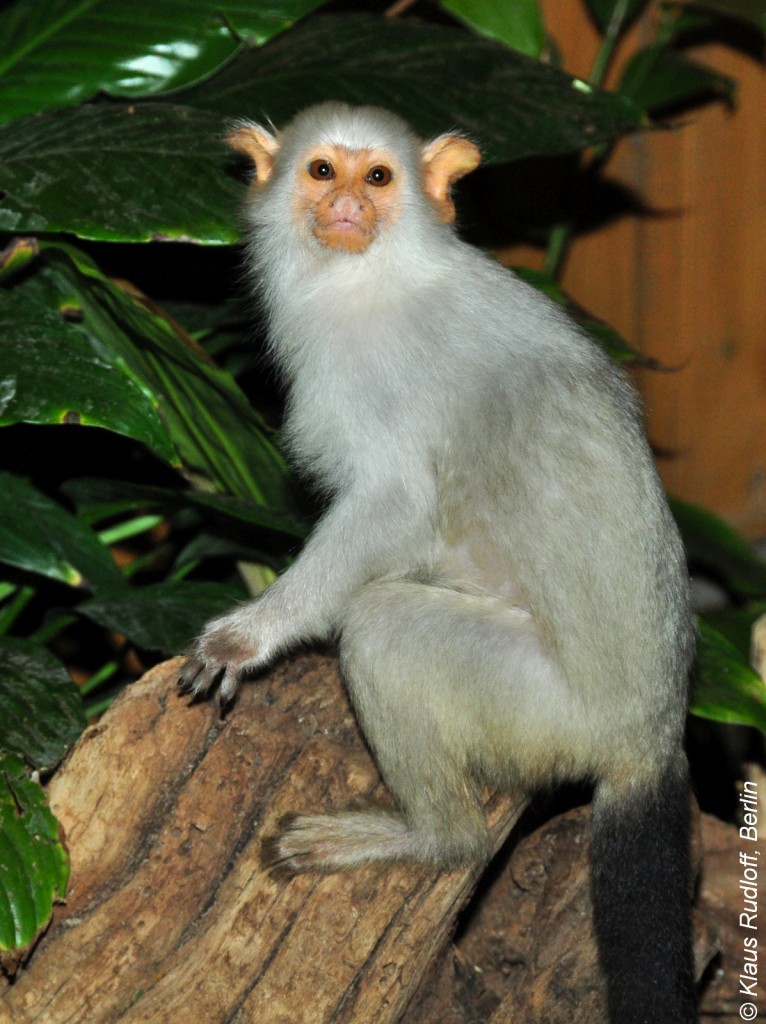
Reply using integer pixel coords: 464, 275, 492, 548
30, 613, 77, 645
590, 0, 633, 87
543, 222, 572, 282
79, 660, 119, 697
0, 586, 35, 635
385, 0, 418, 16
543, 0, 633, 281
98, 514, 164, 547
83, 690, 120, 719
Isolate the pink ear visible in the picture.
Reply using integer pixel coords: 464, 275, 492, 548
226, 126, 280, 186
422, 136, 481, 223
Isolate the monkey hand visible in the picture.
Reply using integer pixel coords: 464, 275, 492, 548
178, 601, 275, 707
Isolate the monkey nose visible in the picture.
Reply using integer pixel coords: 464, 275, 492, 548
330, 194, 364, 214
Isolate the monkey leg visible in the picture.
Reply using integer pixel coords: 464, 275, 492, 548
266, 578, 573, 875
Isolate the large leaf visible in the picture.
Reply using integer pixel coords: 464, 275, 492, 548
1, 241, 296, 508
0, 18, 643, 244
0, 638, 86, 769
63, 478, 308, 540
619, 47, 735, 113
80, 579, 247, 653
0, 0, 329, 125
693, 620, 766, 732
182, 14, 644, 163
680, 0, 766, 30
0, 753, 70, 954
439, 0, 547, 58
0, 103, 241, 243
703, 603, 766, 662
0, 242, 179, 462
671, 498, 766, 598
0, 473, 125, 593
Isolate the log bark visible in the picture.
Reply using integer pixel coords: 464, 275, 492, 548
0, 653, 522, 1024
0, 652, 725, 1023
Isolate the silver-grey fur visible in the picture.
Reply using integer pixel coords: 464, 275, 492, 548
180, 103, 696, 1022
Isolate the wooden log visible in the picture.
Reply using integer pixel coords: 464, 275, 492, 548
0, 653, 522, 1024
403, 805, 718, 1024
1, 651, 723, 1024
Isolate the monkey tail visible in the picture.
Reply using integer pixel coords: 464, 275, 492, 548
590, 758, 696, 1024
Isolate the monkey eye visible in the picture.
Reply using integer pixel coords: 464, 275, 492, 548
308, 159, 335, 180
366, 165, 393, 187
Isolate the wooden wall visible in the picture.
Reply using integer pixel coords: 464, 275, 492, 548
513, 3, 766, 537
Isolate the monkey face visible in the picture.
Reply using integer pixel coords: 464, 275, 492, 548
291, 145, 403, 254
226, 104, 482, 255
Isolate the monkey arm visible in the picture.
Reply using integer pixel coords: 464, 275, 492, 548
179, 478, 436, 702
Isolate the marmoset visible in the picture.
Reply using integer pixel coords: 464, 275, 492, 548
180, 102, 696, 1024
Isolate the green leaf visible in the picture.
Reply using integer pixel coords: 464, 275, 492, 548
0, 0, 329, 125
703, 603, 766, 662
584, 0, 649, 32
182, 14, 644, 163
671, 498, 766, 598
0, 19, 643, 242
173, 531, 269, 572
63, 478, 308, 540
0, 248, 180, 464
80, 579, 247, 653
439, 0, 547, 58
2, 242, 297, 509
679, 0, 766, 31
692, 620, 766, 731
0, 639, 86, 769
0, 473, 125, 593
619, 47, 736, 113
0, 753, 70, 953
0, 103, 241, 243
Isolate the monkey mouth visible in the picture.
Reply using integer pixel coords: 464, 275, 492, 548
330, 220, 359, 233
313, 216, 374, 253
325, 215, 367, 232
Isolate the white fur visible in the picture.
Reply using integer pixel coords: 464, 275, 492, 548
179, 106, 695, 1019
182, 100, 693, 845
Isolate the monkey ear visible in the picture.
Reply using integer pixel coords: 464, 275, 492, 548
226, 125, 280, 186
421, 136, 481, 223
